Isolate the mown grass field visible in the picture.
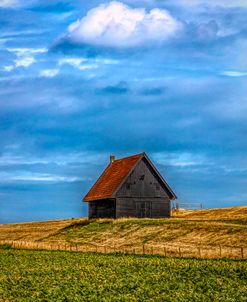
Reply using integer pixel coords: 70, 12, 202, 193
0, 248, 246, 302
0, 207, 247, 250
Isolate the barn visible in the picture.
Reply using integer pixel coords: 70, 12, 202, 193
83, 153, 177, 219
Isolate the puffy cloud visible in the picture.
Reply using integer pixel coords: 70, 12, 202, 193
153, 152, 207, 168
7, 48, 47, 55
15, 56, 35, 68
0, 171, 82, 183
58, 57, 118, 70
59, 57, 86, 67
58, 57, 98, 70
0, 0, 18, 7
39, 69, 59, 78
3, 65, 14, 72
221, 71, 247, 77
3, 48, 47, 72
66, 1, 183, 47
4, 56, 35, 71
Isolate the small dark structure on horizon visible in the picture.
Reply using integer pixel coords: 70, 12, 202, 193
83, 153, 177, 219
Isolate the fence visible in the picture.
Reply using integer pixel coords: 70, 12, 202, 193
0, 240, 246, 259
174, 202, 203, 210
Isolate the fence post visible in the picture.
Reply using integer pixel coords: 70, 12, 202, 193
219, 245, 222, 257
198, 247, 201, 258
151, 246, 153, 255
179, 247, 181, 257
164, 247, 167, 257
241, 247, 244, 259
142, 245, 145, 254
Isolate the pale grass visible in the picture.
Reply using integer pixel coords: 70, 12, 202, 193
172, 206, 247, 221
0, 218, 86, 241
1, 206, 247, 259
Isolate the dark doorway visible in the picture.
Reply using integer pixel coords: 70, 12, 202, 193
136, 201, 152, 218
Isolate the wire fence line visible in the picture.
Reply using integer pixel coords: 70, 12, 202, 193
173, 202, 203, 210
0, 240, 246, 259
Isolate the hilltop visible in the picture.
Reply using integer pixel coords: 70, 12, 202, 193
0, 206, 247, 250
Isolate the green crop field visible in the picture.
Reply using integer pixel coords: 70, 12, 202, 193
0, 248, 246, 301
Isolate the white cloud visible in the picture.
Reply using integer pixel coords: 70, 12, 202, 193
59, 58, 86, 67
0, 0, 18, 7
4, 56, 35, 71
153, 152, 207, 168
3, 65, 14, 72
3, 48, 47, 72
0, 151, 107, 166
40, 69, 59, 78
66, 1, 182, 47
7, 48, 47, 55
58, 57, 98, 70
15, 56, 35, 68
0, 171, 83, 183
221, 71, 247, 77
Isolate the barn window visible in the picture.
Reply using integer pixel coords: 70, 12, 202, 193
139, 175, 145, 181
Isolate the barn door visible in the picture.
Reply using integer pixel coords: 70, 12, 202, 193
136, 201, 152, 218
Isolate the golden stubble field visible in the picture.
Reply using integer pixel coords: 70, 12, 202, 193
0, 206, 246, 258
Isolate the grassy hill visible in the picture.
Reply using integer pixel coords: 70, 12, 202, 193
1, 206, 247, 250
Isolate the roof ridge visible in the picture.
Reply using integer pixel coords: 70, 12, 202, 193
113, 152, 144, 162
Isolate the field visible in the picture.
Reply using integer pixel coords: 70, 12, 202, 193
0, 248, 246, 302
1, 207, 247, 258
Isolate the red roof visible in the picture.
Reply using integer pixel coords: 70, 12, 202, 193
83, 153, 143, 201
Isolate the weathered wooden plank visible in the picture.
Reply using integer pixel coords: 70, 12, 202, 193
116, 158, 169, 198
116, 197, 171, 218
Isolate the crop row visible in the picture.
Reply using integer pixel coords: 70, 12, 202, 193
0, 248, 247, 301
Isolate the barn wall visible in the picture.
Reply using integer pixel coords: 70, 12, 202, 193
88, 199, 116, 219
115, 158, 171, 218
116, 197, 171, 218
116, 158, 170, 199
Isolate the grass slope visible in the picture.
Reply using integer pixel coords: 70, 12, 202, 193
1, 206, 247, 248
0, 249, 246, 302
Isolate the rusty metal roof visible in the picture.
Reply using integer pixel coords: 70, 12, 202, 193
83, 153, 143, 202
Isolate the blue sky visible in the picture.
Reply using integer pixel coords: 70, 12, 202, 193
0, 0, 247, 223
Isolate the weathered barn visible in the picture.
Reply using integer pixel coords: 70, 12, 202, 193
83, 153, 177, 219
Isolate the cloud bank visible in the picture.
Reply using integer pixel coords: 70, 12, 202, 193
66, 1, 182, 47
0, 0, 18, 7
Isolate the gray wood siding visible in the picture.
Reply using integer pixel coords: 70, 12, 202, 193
87, 157, 172, 219
116, 197, 170, 218
89, 199, 115, 219
115, 158, 171, 218
116, 158, 169, 198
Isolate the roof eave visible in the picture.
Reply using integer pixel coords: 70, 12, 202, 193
142, 153, 177, 200
83, 196, 115, 202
